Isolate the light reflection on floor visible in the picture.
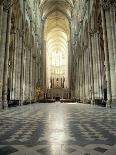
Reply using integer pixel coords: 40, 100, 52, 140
0, 103, 116, 154
67, 102, 78, 104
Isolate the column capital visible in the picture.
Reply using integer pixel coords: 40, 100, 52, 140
101, 0, 115, 10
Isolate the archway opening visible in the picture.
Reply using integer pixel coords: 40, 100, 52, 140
44, 11, 70, 92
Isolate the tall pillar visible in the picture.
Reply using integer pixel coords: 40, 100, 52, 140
76, 53, 80, 98
81, 53, 83, 100
32, 55, 36, 101
29, 45, 32, 103
102, 0, 116, 104
0, 3, 7, 108
29, 22, 33, 103
0, 4, 3, 40
80, 54, 82, 99
88, 28, 95, 103
93, 32, 102, 99
43, 40, 46, 91
25, 45, 30, 100
20, 0, 25, 105
2, 0, 12, 108
109, 3, 116, 75
88, 47, 91, 100
18, 24, 23, 100
94, 32, 99, 99
68, 40, 71, 90
82, 48, 86, 102
87, 48, 91, 99
100, 0, 112, 107
85, 48, 89, 99
84, 49, 87, 99
78, 54, 81, 99
90, 29, 100, 100
11, 29, 17, 100
96, 32, 102, 99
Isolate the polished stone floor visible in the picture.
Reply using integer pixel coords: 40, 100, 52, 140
0, 102, 116, 155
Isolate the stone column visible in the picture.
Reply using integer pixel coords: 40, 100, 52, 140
82, 48, 86, 103
0, 4, 3, 40
96, 32, 102, 99
43, 40, 46, 91
40, 20, 45, 92
93, 32, 102, 99
84, 49, 87, 99
0, 3, 7, 108
29, 22, 32, 104
29, 45, 32, 103
78, 54, 80, 99
88, 47, 91, 100
68, 40, 71, 89
85, 48, 88, 99
87, 48, 91, 99
12, 29, 17, 100
103, 0, 116, 104
77, 54, 80, 99
2, 0, 12, 108
110, 3, 116, 75
94, 33, 99, 99
88, 29, 95, 103
90, 30, 99, 100
76, 54, 80, 98
20, 0, 25, 105
25, 45, 29, 100
33, 55, 36, 101
80, 57, 82, 99
18, 24, 23, 101
79, 54, 82, 99
23, 46, 26, 101
100, 0, 112, 107
34, 55, 37, 101
81, 53, 83, 100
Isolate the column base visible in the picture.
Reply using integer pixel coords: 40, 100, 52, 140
8, 100, 20, 107
112, 98, 116, 104
2, 101, 8, 109
0, 101, 3, 109
19, 100, 23, 106
106, 98, 116, 108
94, 98, 106, 107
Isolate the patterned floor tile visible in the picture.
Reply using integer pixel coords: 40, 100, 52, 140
0, 146, 18, 155
94, 147, 108, 153
63, 147, 76, 153
37, 147, 52, 155
0, 103, 116, 154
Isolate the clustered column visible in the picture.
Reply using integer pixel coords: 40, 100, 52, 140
71, 0, 115, 107
0, 0, 42, 109
101, 0, 116, 105
0, 0, 12, 108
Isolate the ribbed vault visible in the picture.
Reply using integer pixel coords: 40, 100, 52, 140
40, 0, 74, 20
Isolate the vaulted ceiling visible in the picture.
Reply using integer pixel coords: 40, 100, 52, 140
40, 0, 74, 20
42, 0, 73, 85
44, 11, 69, 55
